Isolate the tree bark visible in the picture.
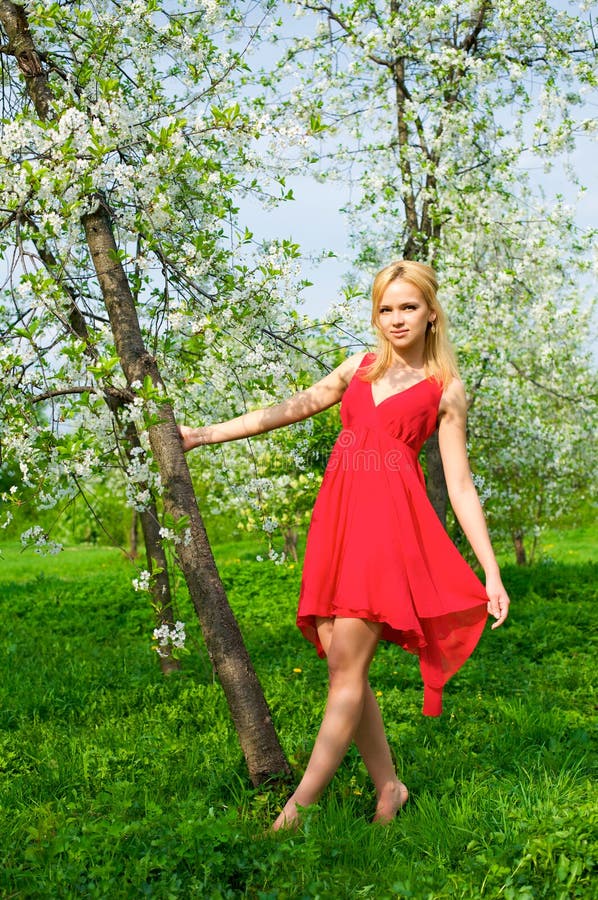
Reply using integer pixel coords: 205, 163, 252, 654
0, 0, 290, 784
423, 432, 448, 525
0, 0, 53, 117
123, 423, 181, 675
83, 203, 290, 784
512, 529, 527, 566
283, 526, 299, 563
130, 509, 139, 559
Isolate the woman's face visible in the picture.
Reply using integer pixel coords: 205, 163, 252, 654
376, 278, 436, 353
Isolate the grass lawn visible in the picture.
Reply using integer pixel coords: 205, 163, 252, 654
0, 531, 596, 898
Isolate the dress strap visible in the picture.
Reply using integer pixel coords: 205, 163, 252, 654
358, 351, 376, 371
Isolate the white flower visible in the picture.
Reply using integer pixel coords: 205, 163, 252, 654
158, 526, 180, 543
152, 620, 186, 656
132, 569, 152, 592
171, 621, 186, 648
20, 526, 62, 556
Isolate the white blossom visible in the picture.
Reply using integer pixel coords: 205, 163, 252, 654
152, 620, 186, 657
132, 569, 152, 592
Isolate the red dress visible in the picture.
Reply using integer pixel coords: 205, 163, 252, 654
297, 352, 489, 715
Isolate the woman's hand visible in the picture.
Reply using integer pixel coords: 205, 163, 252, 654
177, 424, 203, 452
485, 572, 510, 629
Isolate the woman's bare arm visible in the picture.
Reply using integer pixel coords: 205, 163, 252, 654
178, 351, 366, 451
437, 379, 510, 628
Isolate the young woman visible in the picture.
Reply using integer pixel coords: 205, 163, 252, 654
178, 260, 510, 830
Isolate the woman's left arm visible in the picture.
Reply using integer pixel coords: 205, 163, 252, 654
437, 379, 510, 629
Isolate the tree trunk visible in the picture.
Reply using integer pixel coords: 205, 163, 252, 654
0, 0, 53, 118
83, 203, 290, 784
124, 423, 180, 675
0, 0, 290, 785
424, 432, 448, 525
283, 527, 299, 563
130, 509, 139, 559
139, 503, 182, 676
512, 529, 527, 566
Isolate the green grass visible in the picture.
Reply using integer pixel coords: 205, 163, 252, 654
0, 535, 596, 898
534, 521, 596, 564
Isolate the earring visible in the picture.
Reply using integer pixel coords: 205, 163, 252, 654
430, 322, 437, 334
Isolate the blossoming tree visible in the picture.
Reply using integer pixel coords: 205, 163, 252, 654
0, 0, 326, 783
244, 0, 598, 557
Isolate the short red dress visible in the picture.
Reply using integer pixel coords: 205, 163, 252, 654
297, 352, 489, 715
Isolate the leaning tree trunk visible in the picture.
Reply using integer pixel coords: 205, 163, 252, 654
82, 204, 290, 783
0, 0, 290, 784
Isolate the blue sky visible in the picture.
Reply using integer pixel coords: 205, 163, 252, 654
239, 1, 597, 320
241, 126, 596, 319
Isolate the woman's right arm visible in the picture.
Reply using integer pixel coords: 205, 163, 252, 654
178, 351, 366, 451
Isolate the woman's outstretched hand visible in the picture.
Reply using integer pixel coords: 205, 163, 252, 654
485, 573, 510, 629
177, 425, 200, 453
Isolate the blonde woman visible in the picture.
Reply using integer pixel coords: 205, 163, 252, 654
178, 260, 510, 830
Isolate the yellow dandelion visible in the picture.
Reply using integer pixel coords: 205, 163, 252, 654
376, 690, 383, 697
293, 667, 302, 674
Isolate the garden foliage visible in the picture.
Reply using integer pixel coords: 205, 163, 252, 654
0, 541, 595, 898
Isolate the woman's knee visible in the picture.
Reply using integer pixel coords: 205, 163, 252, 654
326, 647, 357, 685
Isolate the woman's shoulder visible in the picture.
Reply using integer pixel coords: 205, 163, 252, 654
337, 350, 375, 385
438, 375, 468, 419
440, 375, 466, 397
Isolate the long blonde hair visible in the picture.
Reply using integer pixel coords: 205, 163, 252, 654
362, 260, 459, 388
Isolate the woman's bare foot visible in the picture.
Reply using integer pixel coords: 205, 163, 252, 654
272, 795, 302, 832
372, 780, 409, 824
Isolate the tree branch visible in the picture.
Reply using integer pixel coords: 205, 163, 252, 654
509, 360, 597, 403
27, 384, 134, 405
460, 1, 491, 54
261, 326, 331, 373
71, 474, 132, 556
0, 0, 53, 118
304, 1, 393, 68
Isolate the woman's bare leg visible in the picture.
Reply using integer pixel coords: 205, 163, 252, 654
272, 617, 382, 831
317, 617, 408, 823
354, 688, 408, 822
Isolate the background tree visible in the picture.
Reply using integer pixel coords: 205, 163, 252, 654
249, 0, 597, 556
